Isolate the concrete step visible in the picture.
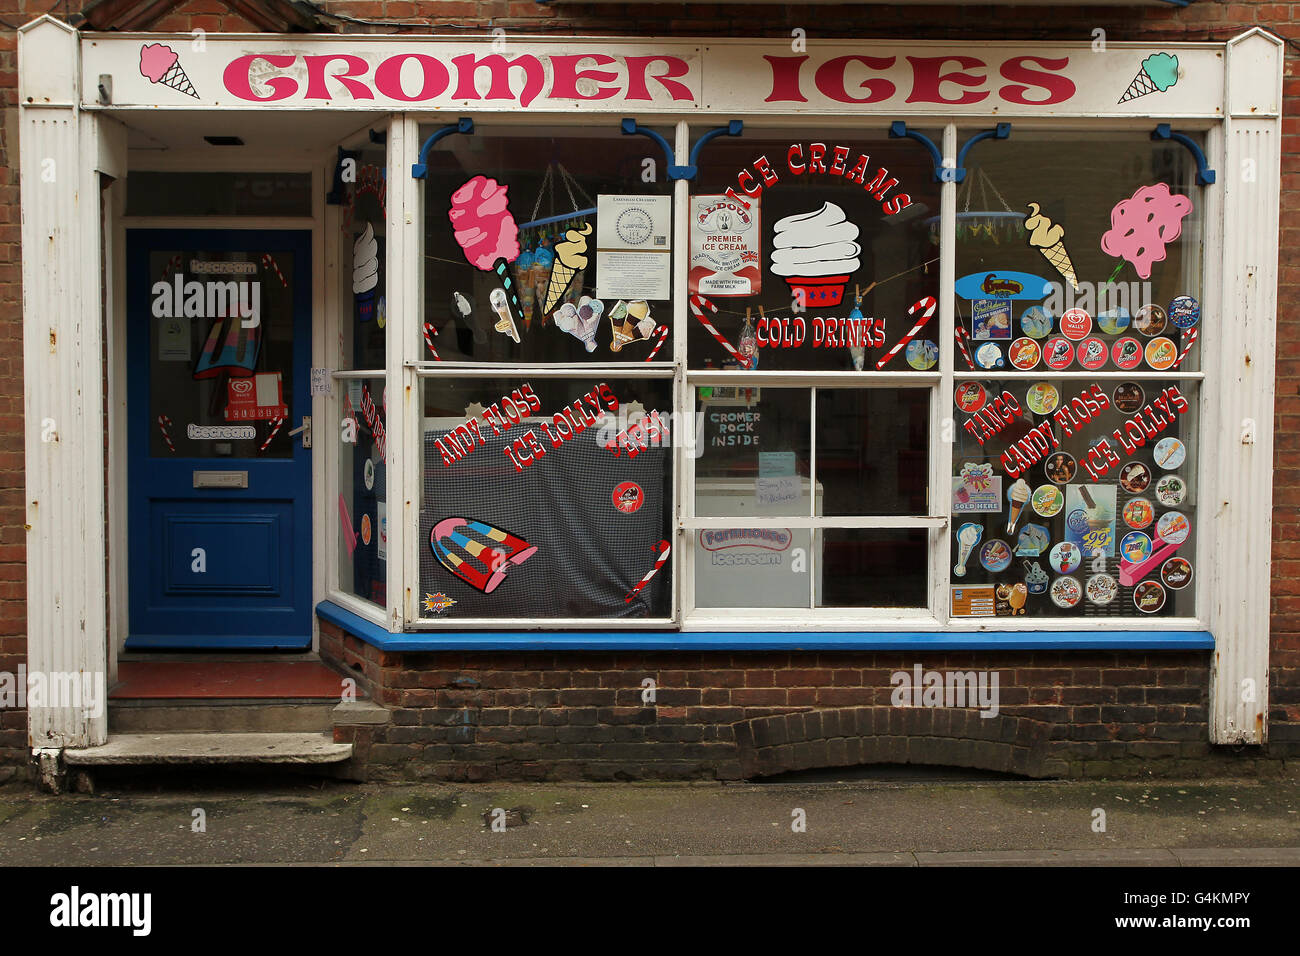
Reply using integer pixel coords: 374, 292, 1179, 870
109, 698, 339, 733
63, 733, 353, 766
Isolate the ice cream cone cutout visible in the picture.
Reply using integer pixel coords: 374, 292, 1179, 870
543, 223, 592, 314
555, 296, 602, 352
139, 43, 199, 99
1024, 203, 1079, 291
1119, 52, 1179, 104
954, 522, 984, 578
1006, 478, 1031, 535
490, 288, 520, 344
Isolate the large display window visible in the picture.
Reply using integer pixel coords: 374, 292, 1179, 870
328, 116, 1217, 633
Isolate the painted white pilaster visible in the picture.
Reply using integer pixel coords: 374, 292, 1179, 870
1208, 28, 1283, 745
18, 17, 108, 749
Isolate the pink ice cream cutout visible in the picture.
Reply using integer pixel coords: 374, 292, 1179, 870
139, 43, 199, 99
447, 176, 526, 335
1100, 183, 1193, 280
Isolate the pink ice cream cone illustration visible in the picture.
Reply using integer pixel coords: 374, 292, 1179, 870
139, 43, 199, 99
448, 176, 525, 331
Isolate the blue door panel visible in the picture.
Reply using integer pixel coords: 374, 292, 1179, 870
127, 229, 312, 649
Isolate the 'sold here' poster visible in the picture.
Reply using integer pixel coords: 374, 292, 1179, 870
690, 195, 761, 296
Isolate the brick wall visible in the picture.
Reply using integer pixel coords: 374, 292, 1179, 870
324, 622, 1282, 781
2, 0, 1298, 774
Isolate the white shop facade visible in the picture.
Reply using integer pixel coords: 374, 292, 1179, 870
17, 16, 1281, 754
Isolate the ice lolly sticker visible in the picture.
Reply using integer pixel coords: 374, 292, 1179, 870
1118, 52, 1180, 105
431, 517, 538, 594
770, 202, 861, 308
1024, 203, 1079, 291
1100, 184, 1193, 280
447, 176, 526, 330
139, 43, 199, 99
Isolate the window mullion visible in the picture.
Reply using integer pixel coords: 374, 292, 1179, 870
934, 122, 959, 624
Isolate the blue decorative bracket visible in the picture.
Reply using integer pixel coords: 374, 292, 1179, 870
411, 117, 473, 179
622, 118, 743, 181
890, 121, 1011, 184
1152, 123, 1216, 185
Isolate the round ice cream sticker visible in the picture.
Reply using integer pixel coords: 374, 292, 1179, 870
1134, 303, 1167, 337
1156, 510, 1190, 545
1113, 382, 1144, 414
1051, 575, 1082, 608
1154, 437, 1186, 470
1043, 337, 1074, 370
1086, 573, 1118, 606
1049, 541, 1081, 574
1112, 338, 1143, 371
1155, 474, 1187, 506
1008, 337, 1041, 370
906, 340, 938, 370
980, 539, 1012, 573
1121, 531, 1153, 563
1161, 557, 1193, 589
1059, 308, 1092, 341
1020, 305, 1053, 339
1026, 382, 1059, 416
1168, 295, 1200, 330
1032, 484, 1064, 517
975, 342, 1004, 370
1123, 498, 1155, 529
1145, 336, 1178, 371
1077, 337, 1108, 371
1119, 461, 1152, 494
1097, 308, 1131, 336
955, 381, 987, 412
1134, 580, 1167, 613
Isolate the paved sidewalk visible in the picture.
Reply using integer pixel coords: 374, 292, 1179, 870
3, 773, 1299, 865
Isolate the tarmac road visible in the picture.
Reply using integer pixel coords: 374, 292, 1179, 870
2, 770, 1299, 866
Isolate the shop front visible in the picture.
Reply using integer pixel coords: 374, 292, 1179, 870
17, 16, 1283, 778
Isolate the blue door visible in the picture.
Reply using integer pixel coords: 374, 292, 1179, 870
127, 230, 313, 649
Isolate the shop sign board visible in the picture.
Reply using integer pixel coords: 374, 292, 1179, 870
80, 37, 1229, 118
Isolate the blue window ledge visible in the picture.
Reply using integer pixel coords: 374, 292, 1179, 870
316, 602, 1213, 652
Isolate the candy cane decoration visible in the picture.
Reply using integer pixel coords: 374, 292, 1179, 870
157, 415, 176, 453
260, 253, 288, 288
643, 325, 669, 362
260, 416, 285, 452
954, 323, 977, 371
876, 296, 938, 370
625, 540, 671, 603
689, 294, 752, 368
160, 254, 183, 281
1172, 327, 1198, 369
423, 322, 442, 361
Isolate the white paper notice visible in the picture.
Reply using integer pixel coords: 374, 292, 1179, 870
310, 368, 333, 395
756, 475, 800, 507
158, 317, 191, 362
596, 194, 672, 300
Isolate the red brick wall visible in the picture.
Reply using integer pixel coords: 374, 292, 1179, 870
2, 0, 1297, 774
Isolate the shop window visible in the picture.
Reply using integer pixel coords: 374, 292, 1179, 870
686, 129, 943, 619
417, 374, 674, 622
950, 132, 1202, 619
334, 139, 389, 609
418, 123, 674, 365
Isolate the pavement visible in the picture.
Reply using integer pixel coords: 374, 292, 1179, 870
3, 767, 1300, 866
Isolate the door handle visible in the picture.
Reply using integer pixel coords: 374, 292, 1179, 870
288, 416, 311, 448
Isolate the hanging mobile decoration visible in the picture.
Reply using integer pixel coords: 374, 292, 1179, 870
927, 167, 1026, 246
516, 162, 597, 318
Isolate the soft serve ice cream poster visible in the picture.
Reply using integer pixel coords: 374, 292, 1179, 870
690, 195, 761, 296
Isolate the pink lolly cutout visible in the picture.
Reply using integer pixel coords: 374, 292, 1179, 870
338, 494, 358, 555
447, 175, 521, 269
1100, 183, 1193, 280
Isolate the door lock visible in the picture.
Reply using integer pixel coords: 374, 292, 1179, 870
288, 416, 311, 448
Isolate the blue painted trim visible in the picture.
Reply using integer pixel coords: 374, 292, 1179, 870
955, 122, 1011, 183
315, 603, 1212, 652
1152, 123, 1216, 185
621, 118, 742, 181
518, 207, 599, 231
890, 121, 944, 183
411, 117, 473, 179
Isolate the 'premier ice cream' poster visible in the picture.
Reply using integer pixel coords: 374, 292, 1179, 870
689, 195, 761, 296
